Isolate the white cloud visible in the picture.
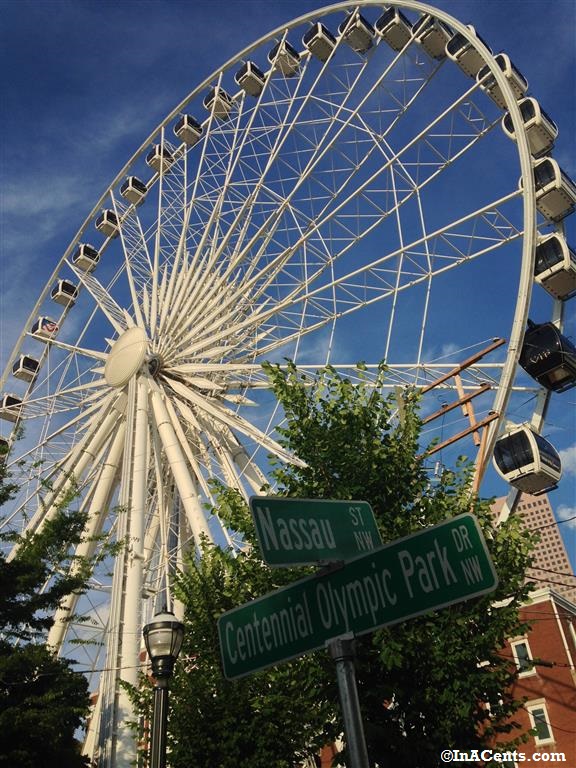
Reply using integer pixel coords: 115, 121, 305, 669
556, 504, 576, 531
559, 444, 576, 475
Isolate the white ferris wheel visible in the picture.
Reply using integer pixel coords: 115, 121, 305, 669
1, 2, 574, 765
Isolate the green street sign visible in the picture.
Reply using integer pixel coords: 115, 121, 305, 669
218, 513, 498, 679
250, 497, 382, 566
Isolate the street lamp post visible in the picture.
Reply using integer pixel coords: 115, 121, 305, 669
143, 611, 185, 768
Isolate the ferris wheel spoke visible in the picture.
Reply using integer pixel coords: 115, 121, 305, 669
165, 374, 300, 467
47, 421, 126, 651
16, 380, 109, 420
109, 199, 150, 330
7, 392, 126, 555
161, 394, 214, 500
68, 262, 128, 335
197, 35, 437, 282
215, 422, 268, 493
148, 380, 214, 545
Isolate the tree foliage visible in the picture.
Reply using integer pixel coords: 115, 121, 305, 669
137, 362, 536, 768
0, 461, 92, 767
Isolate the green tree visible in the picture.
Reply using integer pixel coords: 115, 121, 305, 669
0, 464, 93, 768
138, 362, 535, 768
265, 362, 535, 767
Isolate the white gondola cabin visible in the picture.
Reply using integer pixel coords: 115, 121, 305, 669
204, 87, 233, 119
493, 424, 562, 495
375, 8, 412, 51
235, 61, 266, 97
338, 11, 375, 54
502, 97, 558, 159
51, 279, 79, 307
0, 394, 22, 423
268, 41, 301, 76
146, 145, 174, 173
303, 22, 337, 62
12, 355, 40, 383
120, 176, 148, 205
174, 115, 203, 146
534, 233, 576, 301
31, 316, 59, 340
95, 210, 120, 238
522, 158, 576, 223
445, 25, 491, 78
519, 320, 576, 393
72, 243, 100, 272
412, 15, 452, 59
477, 53, 528, 110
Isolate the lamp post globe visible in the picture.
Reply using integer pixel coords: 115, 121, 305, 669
143, 611, 185, 679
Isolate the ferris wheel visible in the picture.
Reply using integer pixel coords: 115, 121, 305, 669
1, 2, 574, 765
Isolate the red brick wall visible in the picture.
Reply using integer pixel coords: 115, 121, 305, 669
497, 594, 576, 765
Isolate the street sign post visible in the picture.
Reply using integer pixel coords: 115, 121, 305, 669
250, 496, 382, 566
218, 513, 498, 679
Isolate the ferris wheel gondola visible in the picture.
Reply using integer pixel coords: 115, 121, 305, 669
519, 320, 576, 393
534, 233, 576, 301
477, 53, 529, 109
493, 423, 562, 495
503, 97, 559, 159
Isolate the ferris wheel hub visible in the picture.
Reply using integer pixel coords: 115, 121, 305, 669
104, 326, 148, 387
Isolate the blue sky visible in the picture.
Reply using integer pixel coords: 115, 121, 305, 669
0, 0, 574, 571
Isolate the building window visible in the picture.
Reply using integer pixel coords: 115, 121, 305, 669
526, 700, 554, 745
511, 639, 535, 676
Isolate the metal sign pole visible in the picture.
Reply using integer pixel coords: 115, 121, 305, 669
327, 634, 370, 768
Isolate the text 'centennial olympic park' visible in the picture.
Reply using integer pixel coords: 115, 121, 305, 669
218, 513, 498, 678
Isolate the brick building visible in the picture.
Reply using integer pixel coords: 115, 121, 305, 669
497, 588, 576, 766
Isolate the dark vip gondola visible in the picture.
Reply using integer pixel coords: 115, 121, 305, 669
534, 233, 576, 301
268, 40, 301, 76
12, 355, 40, 383
493, 424, 562, 495
95, 210, 120, 238
174, 115, 203, 146
72, 243, 100, 272
445, 25, 491, 78
120, 176, 148, 205
235, 61, 266, 97
303, 22, 337, 62
412, 14, 452, 59
338, 11, 375, 54
375, 7, 412, 51
0, 394, 22, 423
477, 53, 528, 110
519, 320, 576, 393
502, 97, 558, 158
